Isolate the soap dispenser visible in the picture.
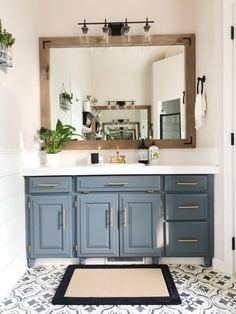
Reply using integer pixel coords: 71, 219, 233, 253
149, 142, 160, 164
138, 139, 149, 164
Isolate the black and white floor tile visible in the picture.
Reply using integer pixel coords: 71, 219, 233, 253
0, 264, 236, 314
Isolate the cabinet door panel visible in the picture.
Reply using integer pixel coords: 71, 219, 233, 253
30, 195, 72, 257
120, 193, 162, 256
78, 194, 118, 256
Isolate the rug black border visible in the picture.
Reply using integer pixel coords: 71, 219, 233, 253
52, 264, 181, 306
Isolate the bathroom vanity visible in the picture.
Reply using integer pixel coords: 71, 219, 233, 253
24, 165, 217, 267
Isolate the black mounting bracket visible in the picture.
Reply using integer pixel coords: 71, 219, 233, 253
184, 136, 193, 145
43, 40, 51, 49
183, 37, 192, 46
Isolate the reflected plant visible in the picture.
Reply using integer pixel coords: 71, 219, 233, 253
62, 91, 73, 104
86, 95, 98, 105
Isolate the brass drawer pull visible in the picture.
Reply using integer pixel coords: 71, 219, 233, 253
62, 208, 66, 229
37, 183, 59, 188
178, 239, 198, 243
110, 208, 114, 227
177, 182, 197, 186
124, 208, 128, 227
107, 182, 129, 186
178, 205, 199, 209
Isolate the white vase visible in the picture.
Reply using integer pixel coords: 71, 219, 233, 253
83, 100, 91, 112
44, 153, 60, 167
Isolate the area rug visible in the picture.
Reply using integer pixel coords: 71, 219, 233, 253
52, 264, 181, 305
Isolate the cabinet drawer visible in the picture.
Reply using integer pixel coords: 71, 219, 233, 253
165, 222, 208, 256
165, 194, 208, 220
28, 177, 72, 193
76, 175, 160, 192
164, 175, 207, 192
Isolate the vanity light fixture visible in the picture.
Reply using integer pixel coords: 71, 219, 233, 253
78, 18, 154, 42
81, 19, 89, 35
143, 18, 151, 43
107, 100, 136, 109
80, 19, 89, 45
102, 19, 112, 43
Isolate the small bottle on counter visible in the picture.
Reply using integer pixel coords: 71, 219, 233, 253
148, 142, 160, 164
98, 146, 103, 164
138, 139, 149, 164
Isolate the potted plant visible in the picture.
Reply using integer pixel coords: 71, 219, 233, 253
37, 119, 79, 166
83, 95, 98, 112
37, 119, 79, 154
86, 95, 98, 105
0, 19, 15, 66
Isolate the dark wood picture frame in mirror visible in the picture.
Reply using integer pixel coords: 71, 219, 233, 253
39, 34, 196, 149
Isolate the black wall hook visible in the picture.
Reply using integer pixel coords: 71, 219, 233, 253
197, 75, 206, 94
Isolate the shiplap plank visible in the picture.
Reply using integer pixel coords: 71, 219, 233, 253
0, 152, 22, 177
0, 174, 24, 202
0, 231, 26, 273
0, 211, 25, 249
0, 192, 24, 225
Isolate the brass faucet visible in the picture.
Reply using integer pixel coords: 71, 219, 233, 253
110, 146, 126, 163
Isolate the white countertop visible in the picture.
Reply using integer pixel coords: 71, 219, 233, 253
23, 163, 220, 176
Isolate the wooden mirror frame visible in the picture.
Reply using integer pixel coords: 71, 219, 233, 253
39, 34, 196, 149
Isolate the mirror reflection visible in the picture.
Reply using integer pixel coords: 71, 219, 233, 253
50, 45, 185, 140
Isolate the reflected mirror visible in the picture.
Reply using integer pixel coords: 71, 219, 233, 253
40, 35, 196, 149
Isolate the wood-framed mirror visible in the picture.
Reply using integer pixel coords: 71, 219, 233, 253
39, 34, 195, 149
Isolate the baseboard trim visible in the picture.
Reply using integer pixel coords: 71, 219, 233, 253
212, 258, 234, 274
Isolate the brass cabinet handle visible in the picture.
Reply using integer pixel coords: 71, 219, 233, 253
124, 208, 128, 227
107, 183, 128, 186
110, 208, 114, 227
62, 208, 66, 229
178, 239, 198, 243
177, 182, 197, 186
37, 183, 59, 188
178, 205, 199, 209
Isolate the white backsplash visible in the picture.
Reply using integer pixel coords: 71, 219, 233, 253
22, 147, 219, 168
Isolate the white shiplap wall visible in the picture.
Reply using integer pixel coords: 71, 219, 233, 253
0, 152, 26, 300
0, 0, 40, 300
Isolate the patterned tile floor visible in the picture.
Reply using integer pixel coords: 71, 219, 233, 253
0, 264, 236, 314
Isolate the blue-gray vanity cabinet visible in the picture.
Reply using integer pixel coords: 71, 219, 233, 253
25, 177, 73, 267
164, 175, 214, 266
25, 174, 214, 267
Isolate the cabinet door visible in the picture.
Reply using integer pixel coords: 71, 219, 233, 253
30, 195, 72, 257
78, 194, 118, 256
119, 193, 163, 256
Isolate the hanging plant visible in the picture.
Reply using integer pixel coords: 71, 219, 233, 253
62, 91, 73, 104
60, 90, 73, 111
0, 20, 15, 47
0, 19, 15, 67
